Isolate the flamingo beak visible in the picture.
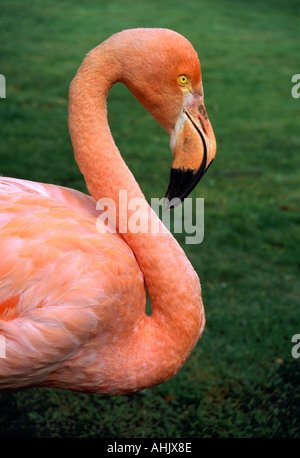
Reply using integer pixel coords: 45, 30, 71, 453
164, 93, 216, 210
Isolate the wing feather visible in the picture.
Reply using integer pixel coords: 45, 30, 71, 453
0, 178, 145, 391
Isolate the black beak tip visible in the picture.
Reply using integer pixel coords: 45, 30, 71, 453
164, 160, 214, 210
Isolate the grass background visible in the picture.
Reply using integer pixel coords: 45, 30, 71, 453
0, 0, 299, 438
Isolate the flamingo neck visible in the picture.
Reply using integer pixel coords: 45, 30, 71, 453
68, 41, 205, 393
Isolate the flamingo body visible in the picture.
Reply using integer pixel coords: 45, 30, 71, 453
0, 29, 216, 394
0, 178, 145, 392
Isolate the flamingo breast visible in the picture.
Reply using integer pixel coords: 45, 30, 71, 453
0, 178, 145, 392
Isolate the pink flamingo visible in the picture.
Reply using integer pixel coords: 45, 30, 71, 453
0, 29, 216, 394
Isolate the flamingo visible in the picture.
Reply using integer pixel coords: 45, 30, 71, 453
0, 28, 216, 395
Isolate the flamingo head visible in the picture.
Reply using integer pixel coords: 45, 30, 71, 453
111, 28, 217, 208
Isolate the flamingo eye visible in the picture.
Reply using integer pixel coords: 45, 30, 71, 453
177, 75, 190, 86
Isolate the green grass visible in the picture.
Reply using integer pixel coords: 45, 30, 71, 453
0, 0, 299, 438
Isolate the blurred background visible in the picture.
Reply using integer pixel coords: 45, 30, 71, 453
0, 0, 299, 438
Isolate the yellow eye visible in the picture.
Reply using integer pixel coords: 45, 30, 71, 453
177, 75, 190, 86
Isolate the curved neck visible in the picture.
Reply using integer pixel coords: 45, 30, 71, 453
68, 42, 204, 393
